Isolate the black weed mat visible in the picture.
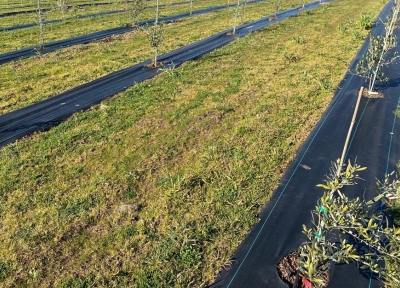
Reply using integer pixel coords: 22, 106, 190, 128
0, 1, 326, 147
0, 2, 129, 18
0, 0, 193, 32
210, 1, 400, 288
0, 10, 124, 32
0, 0, 264, 64
0, 8, 51, 18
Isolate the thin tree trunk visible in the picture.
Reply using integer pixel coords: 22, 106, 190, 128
154, 0, 159, 66
369, 3, 399, 92
232, 0, 240, 34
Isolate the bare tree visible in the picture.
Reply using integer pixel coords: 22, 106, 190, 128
148, 0, 164, 67
37, 0, 46, 49
57, 0, 70, 19
129, 0, 146, 26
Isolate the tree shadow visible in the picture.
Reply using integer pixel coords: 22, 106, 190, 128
375, 76, 400, 90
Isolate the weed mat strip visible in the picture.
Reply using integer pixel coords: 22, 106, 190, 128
0, 1, 325, 147
211, 1, 400, 287
0, 0, 264, 64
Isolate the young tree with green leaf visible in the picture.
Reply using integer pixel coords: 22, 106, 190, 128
148, 0, 164, 67
354, 3, 399, 95
298, 160, 400, 287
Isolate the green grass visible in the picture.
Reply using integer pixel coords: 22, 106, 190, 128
0, 0, 235, 50
0, 0, 387, 286
0, 0, 305, 115
0, 0, 130, 13
0, 0, 220, 27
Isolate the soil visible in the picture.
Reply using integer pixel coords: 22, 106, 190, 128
362, 89, 384, 98
147, 61, 166, 68
276, 250, 330, 288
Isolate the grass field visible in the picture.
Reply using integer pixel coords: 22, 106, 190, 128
0, 0, 237, 49
0, 0, 128, 12
0, 0, 387, 286
0, 0, 305, 115
0, 0, 228, 28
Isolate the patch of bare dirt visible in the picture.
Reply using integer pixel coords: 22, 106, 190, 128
277, 250, 330, 288
362, 89, 384, 98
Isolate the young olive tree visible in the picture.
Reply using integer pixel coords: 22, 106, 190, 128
298, 160, 400, 287
129, 0, 146, 27
148, 0, 164, 67
354, 3, 399, 95
57, 0, 70, 18
232, 0, 240, 34
231, 0, 245, 35
37, 0, 46, 49
274, 0, 281, 19
189, 0, 194, 16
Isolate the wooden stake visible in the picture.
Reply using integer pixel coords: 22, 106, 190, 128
337, 87, 364, 177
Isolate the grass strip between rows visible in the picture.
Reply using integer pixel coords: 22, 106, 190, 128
0, 0, 304, 114
0, 0, 387, 286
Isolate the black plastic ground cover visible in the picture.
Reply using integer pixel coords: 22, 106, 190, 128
0, 2, 125, 18
0, 1, 325, 147
0, 0, 268, 65
0, 0, 192, 30
0, 8, 51, 18
210, 2, 399, 288
0, 9, 124, 31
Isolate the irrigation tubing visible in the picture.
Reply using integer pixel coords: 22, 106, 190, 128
211, 1, 400, 287
0, 0, 265, 65
0, 0, 194, 31
0, 1, 327, 148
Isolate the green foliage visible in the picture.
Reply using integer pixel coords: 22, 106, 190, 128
353, 3, 399, 92
293, 35, 305, 44
0, 0, 389, 285
0, 261, 12, 282
148, 21, 164, 66
357, 13, 374, 30
299, 160, 400, 287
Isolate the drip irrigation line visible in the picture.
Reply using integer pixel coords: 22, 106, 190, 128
0, 1, 326, 148
226, 70, 356, 288
0, 0, 265, 65
384, 83, 400, 175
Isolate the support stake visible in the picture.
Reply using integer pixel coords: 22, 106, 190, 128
337, 87, 364, 177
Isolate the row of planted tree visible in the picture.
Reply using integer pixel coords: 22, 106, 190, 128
33, 0, 313, 65
291, 3, 400, 287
